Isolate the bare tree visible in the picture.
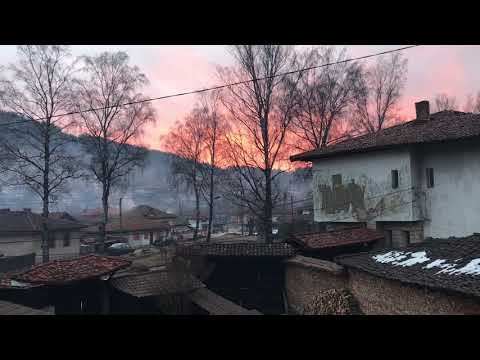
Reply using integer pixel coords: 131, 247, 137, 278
352, 52, 408, 133
290, 47, 364, 151
464, 92, 480, 113
72, 51, 155, 253
433, 93, 458, 112
196, 91, 229, 242
0, 46, 79, 263
218, 45, 302, 243
163, 108, 206, 242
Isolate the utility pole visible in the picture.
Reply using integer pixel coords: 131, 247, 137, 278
119, 197, 123, 233
290, 195, 295, 235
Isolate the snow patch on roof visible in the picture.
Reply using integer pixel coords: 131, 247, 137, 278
372, 251, 430, 267
374, 250, 480, 277
372, 251, 408, 264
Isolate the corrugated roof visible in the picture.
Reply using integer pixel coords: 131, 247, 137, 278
110, 269, 204, 298
291, 111, 480, 161
0, 300, 53, 315
188, 287, 262, 315
290, 228, 384, 251
335, 234, 480, 298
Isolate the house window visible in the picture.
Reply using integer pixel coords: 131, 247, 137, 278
403, 231, 411, 245
391, 170, 399, 189
426, 168, 434, 188
133, 233, 140, 241
63, 232, 71, 247
332, 174, 342, 186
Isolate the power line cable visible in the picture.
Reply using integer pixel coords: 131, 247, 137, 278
0, 45, 420, 128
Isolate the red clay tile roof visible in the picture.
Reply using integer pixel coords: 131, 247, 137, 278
291, 111, 480, 161
335, 235, 480, 298
291, 228, 384, 251
0, 210, 86, 233
12, 255, 131, 285
177, 242, 296, 258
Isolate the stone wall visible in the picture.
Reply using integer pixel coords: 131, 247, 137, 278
348, 269, 480, 315
284, 255, 480, 315
285, 256, 348, 314
375, 221, 424, 249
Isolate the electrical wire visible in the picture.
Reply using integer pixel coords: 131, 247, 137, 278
0, 45, 420, 127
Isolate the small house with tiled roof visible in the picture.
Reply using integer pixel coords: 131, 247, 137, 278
177, 239, 296, 314
80, 205, 182, 250
8, 254, 131, 314
0, 208, 87, 263
291, 100, 480, 247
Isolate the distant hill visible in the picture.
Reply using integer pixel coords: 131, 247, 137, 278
0, 112, 312, 216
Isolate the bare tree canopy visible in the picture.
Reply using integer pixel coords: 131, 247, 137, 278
72, 51, 155, 252
163, 107, 207, 241
196, 91, 229, 242
218, 45, 302, 243
464, 92, 480, 113
0, 45, 80, 263
433, 93, 458, 112
290, 46, 364, 151
352, 52, 408, 133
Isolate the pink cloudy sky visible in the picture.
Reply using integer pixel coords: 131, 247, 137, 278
1, 45, 479, 150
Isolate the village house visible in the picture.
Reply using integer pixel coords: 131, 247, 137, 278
283, 100, 480, 315
7, 254, 131, 314
81, 205, 185, 249
0, 208, 87, 263
291, 100, 480, 247
177, 240, 296, 314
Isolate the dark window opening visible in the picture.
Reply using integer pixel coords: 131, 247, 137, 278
391, 170, 399, 189
63, 233, 71, 247
403, 231, 411, 245
385, 230, 393, 248
332, 174, 342, 186
426, 168, 434, 188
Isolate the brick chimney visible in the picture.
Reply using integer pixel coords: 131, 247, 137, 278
415, 100, 430, 121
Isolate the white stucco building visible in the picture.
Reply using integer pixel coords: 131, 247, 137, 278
0, 209, 86, 263
291, 101, 480, 248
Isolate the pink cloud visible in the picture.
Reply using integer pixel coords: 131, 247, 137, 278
138, 46, 222, 150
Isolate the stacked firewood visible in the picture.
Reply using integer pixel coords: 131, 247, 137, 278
303, 289, 360, 315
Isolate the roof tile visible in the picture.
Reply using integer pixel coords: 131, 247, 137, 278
335, 234, 480, 298
12, 255, 131, 285
291, 111, 480, 161
291, 228, 384, 250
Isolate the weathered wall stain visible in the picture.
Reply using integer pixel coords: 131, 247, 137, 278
318, 180, 366, 216
316, 175, 411, 221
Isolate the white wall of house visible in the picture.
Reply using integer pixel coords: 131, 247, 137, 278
0, 230, 82, 263
312, 149, 419, 224
310, 140, 480, 239
418, 141, 480, 238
